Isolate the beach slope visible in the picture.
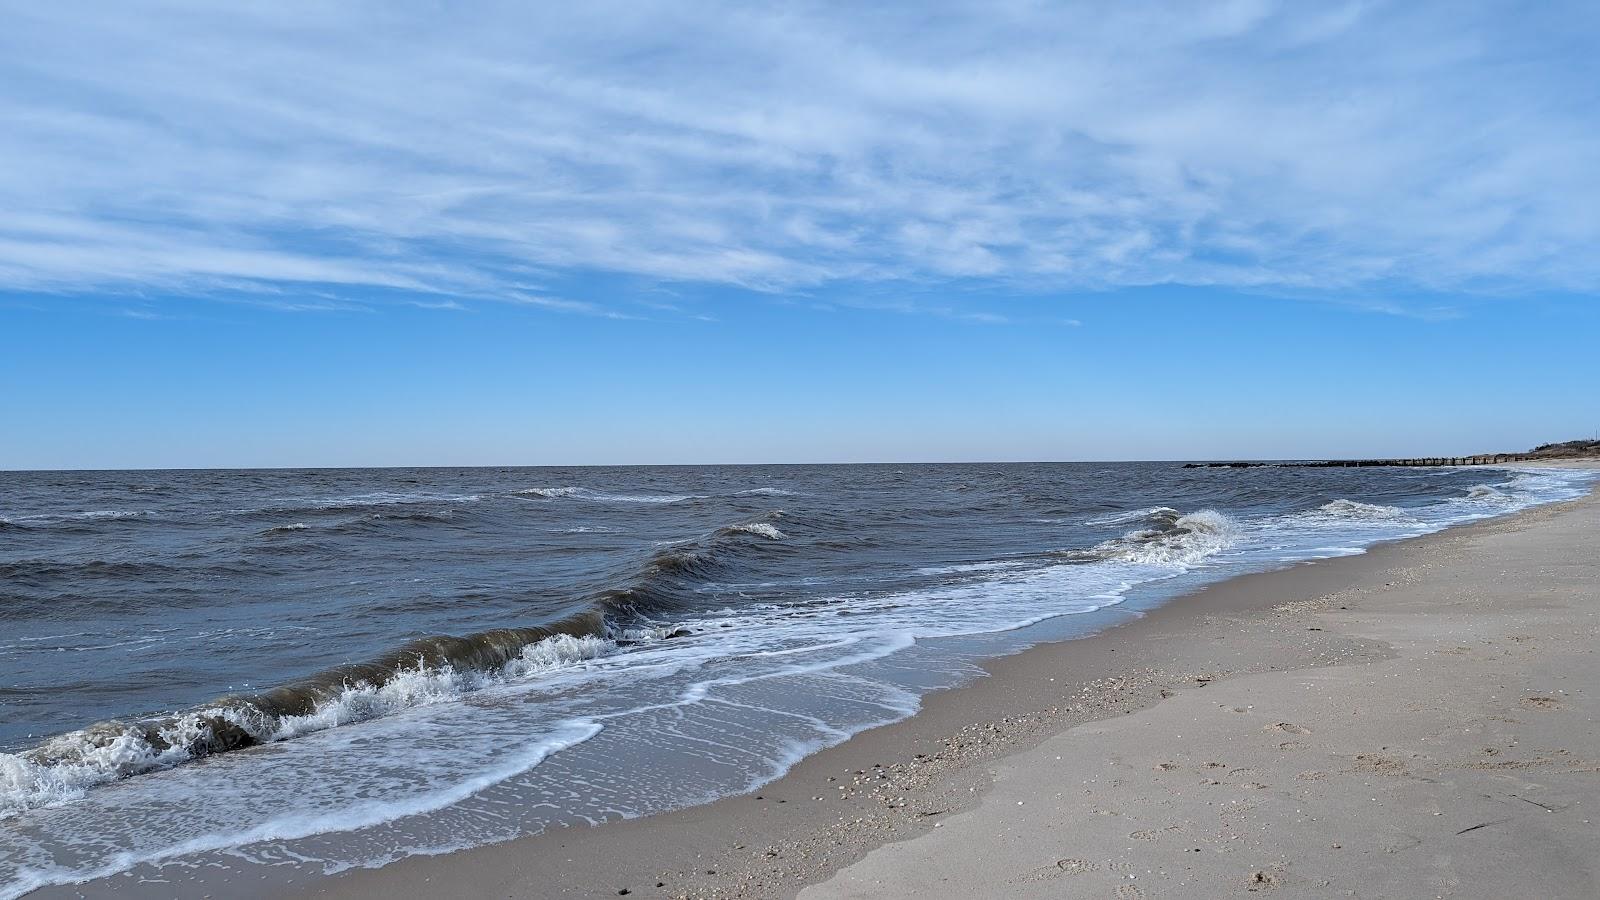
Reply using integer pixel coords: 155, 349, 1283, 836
806, 492, 1600, 898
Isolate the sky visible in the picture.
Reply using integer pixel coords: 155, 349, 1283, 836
2, 0, 1598, 468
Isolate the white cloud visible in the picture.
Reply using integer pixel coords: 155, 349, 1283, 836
0, 0, 1595, 305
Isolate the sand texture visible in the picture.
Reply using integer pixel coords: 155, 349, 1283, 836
806, 493, 1600, 899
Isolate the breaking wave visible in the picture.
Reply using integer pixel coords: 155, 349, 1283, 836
1466, 484, 1513, 503
720, 522, 786, 540
0, 632, 624, 818
1085, 506, 1179, 527
1312, 499, 1413, 521
0, 515, 789, 817
1061, 508, 1236, 568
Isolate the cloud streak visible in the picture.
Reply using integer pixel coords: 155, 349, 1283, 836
1, 0, 1597, 306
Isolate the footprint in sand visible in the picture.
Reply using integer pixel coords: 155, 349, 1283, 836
1522, 696, 1562, 710
1350, 754, 1407, 775
1113, 885, 1147, 899
1053, 858, 1099, 875
1264, 722, 1312, 735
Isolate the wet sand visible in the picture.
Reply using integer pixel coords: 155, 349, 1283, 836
291, 468, 1599, 900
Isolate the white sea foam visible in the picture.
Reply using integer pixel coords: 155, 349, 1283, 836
1099, 509, 1237, 567
0, 632, 627, 820
723, 522, 786, 540
514, 487, 699, 503
1, 711, 260, 817
1313, 498, 1411, 520
916, 559, 1031, 577
1466, 484, 1513, 503
1279, 499, 1424, 532
1085, 506, 1179, 526
514, 486, 588, 499
7, 509, 147, 525
733, 487, 797, 497
242, 493, 482, 515
0, 720, 604, 900
504, 634, 613, 677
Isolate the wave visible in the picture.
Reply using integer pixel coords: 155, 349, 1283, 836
514, 487, 701, 504
0, 632, 625, 819
345, 509, 459, 527
1310, 498, 1415, 521
71, 510, 146, 521
239, 493, 482, 517
1466, 484, 1513, 503
916, 559, 1031, 577
733, 487, 797, 497
1085, 506, 1179, 527
0, 515, 786, 817
0, 558, 193, 582
598, 515, 787, 613
0, 510, 149, 530
258, 510, 455, 538
1059, 508, 1236, 568
513, 486, 588, 499
719, 522, 786, 540
1, 720, 605, 900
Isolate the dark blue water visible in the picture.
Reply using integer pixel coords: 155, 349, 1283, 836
0, 463, 1590, 896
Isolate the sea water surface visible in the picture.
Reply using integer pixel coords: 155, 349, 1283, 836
0, 463, 1591, 895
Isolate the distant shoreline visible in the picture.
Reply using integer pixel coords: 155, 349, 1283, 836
1184, 441, 1600, 469
6, 448, 1597, 476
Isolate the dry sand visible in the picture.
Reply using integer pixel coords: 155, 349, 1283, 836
286, 472, 1598, 900
806, 486, 1600, 899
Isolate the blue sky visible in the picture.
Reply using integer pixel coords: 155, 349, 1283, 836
2, 1, 1598, 468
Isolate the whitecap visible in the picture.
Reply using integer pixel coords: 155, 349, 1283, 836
722, 522, 787, 540
514, 486, 699, 503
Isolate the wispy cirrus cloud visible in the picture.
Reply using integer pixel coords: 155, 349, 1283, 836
1, 0, 1597, 312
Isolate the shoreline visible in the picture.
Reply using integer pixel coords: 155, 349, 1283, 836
32, 463, 1596, 899
276, 468, 1598, 900
804, 474, 1600, 898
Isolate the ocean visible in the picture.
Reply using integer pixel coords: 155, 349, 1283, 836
0, 462, 1591, 896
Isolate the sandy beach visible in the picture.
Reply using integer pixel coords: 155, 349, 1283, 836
278, 467, 1600, 900
8, 3, 1597, 895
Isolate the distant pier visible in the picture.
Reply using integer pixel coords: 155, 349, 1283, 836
1184, 454, 1532, 469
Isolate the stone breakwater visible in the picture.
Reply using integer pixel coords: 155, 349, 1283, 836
1186, 454, 1529, 469
1184, 438, 1600, 469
